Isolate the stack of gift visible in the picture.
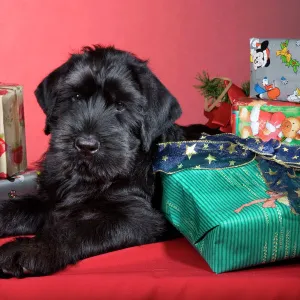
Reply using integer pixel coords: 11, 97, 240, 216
194, 73, 248, 133
159, 37, 300, 274
232, 38, 300, 146
0, 83, 38, 200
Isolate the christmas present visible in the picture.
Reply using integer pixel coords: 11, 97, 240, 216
0, 170, 39, 201
0, 84, 27, 178
153, 134, 300, 273
194, 72, 247, 133
250, 38, 300, 102
231, 98, 300, 146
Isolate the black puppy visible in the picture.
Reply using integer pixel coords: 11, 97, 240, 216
0, 46, 218, 278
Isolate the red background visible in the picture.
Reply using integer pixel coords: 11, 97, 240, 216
0, 0, 299, 166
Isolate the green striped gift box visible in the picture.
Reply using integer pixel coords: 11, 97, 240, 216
160, 159, 300, 273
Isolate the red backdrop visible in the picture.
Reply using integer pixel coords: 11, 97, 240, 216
0, 0, 299, 166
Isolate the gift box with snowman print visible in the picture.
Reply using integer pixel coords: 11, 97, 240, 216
250, 38, 300, 103
231, 98, 300, 146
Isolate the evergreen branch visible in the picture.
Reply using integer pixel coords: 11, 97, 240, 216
194, 71, 229, 102
241, 81, 250, 97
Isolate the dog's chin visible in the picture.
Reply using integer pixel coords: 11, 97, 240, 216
67, 153, 134, 183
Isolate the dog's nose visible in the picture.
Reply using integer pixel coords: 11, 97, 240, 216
75, 137, 100, 153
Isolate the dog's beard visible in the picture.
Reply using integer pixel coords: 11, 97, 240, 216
47, 120, 140, 183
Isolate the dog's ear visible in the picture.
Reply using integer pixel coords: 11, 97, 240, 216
35, 75, 55, 135
34, 64, 68, 135
134, 62, 182, 151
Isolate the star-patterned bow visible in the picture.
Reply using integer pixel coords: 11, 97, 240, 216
153, 133, 300, 214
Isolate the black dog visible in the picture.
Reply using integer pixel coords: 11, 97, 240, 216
0, 46, 218, 278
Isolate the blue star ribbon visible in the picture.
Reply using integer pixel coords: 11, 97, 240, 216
153, 133, 300, 214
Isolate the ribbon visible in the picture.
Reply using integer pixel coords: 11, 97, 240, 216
204, 79, 246, 133
153, 133, 300, 214
203, 77, 232, 112
209, 102, 232, 132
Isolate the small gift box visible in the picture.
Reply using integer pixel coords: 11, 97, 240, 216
194, 73, 247, 133
153, 134, 300, 273
0, 170, 39, 201
0, 84, 27, 178
231, 98, 300, 146
250, 38, 300, 102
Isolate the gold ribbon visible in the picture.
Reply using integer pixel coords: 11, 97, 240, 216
204, 77, 232, 112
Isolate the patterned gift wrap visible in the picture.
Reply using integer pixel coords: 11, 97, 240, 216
0, 84, 27, 178
0, 170, 39, 201
153, 134, 300, 273
250, 38, 300, 102
231, 98, 300, 146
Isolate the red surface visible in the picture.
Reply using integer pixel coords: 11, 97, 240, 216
0, 3, 300, 296
0, 0, 300, 166
0, 238, 299, 299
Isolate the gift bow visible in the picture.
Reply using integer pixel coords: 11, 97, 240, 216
153, 134, 300, 214
203, 77, 234, 133
203, 77, 232, 112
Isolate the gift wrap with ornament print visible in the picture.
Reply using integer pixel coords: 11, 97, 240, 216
250, 38, 300, 102
153, 134, 300, 273
231, 97, 300, 146
0, 84, 27, 178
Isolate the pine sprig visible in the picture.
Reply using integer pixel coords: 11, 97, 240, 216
195, 71, 251, 100
241, 81, 250, 97
194, 71, 229, 103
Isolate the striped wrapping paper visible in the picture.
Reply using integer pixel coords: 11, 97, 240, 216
153, 133, 300, 273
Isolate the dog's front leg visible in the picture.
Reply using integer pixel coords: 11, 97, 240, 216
0, 205, 165, 278
0, 196, 48, 238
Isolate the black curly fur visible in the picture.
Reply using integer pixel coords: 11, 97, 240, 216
0, 45, 219, 278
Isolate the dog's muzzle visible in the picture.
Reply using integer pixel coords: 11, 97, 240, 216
75, 136, 100, 154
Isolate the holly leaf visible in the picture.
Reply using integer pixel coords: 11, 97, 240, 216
290, 59, 300, 71
293, 66, 298, 74
281, 56, 287, 63
280, 40, 289, 49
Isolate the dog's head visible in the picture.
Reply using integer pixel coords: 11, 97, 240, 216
35, 45, 182, 181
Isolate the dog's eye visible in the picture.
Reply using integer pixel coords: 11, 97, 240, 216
72, 94, 83, 102
116, 102, 125, 111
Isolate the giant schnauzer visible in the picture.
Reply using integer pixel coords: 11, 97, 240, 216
0, 46, 218, 278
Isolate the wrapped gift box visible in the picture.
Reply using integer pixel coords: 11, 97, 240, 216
153, 134, 300, 273
0, 84, 27, 178
0, 170, 39, 201
231, 98, 300, 146
250, 38, 300, 102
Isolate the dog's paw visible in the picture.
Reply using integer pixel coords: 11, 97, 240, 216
0, 237, 57, 278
